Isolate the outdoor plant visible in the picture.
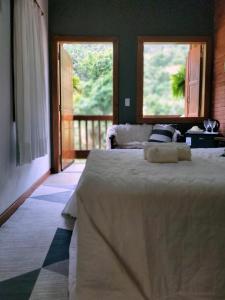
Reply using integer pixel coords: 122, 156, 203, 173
171, 65, 186, 99
73, 74, 82, 93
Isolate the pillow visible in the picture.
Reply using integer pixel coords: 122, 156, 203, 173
172, 129, 181, 142
148, 124, 175, 143
144, 142, 191, 161
114, 124, 153, 145
146, 146, 178, 163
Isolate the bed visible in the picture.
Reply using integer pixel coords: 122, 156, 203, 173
63, 147, 225, 300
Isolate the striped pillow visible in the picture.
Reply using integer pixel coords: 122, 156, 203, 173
149, 124, 175, 143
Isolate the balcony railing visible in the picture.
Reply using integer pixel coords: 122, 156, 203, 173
73, 115, 113, 158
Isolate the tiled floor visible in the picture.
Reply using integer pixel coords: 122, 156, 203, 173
0, 162, 85, 300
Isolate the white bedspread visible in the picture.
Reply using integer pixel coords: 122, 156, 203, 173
65, 148, 225, 300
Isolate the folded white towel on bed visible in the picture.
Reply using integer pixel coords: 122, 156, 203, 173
176, 144, 192, 161
144, 142, 191, 161
146, 146, 178, 163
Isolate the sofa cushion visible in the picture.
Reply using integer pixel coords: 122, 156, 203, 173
116, 142, 146, 149
114, 124, 153, 145
149, 124, 175, 143
106, 124, 180, 149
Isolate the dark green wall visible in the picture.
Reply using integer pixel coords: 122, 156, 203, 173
49, 0, 214, 123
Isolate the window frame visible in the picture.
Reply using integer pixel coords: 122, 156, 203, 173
136, 36, 212, 123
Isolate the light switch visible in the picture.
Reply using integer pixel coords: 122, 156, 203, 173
125, 98, 130, 107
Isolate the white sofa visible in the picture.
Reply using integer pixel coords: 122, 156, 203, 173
106, 124, 180, 149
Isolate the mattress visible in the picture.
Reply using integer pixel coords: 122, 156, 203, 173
65, 148, 225, 300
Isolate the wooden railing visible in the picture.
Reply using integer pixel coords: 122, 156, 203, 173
73, 115, 113, 158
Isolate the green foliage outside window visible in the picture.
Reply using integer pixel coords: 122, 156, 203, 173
64, 44, 113, 115
64, 43, 189, 117
143, 44, 189, 116
171, 66, 186, 99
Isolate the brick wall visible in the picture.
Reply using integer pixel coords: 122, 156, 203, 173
213, 0, 225, 134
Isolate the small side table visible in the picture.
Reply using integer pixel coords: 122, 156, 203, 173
214, 137, 225, 147
185, 132, 221, 148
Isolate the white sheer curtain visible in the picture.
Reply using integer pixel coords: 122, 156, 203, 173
14, 0, 47, 165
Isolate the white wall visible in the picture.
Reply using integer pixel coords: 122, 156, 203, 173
0, 0, 50, 215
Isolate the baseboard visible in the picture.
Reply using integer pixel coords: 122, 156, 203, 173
0, 170, 50, 226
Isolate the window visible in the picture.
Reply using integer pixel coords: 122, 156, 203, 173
137, 37, 212, 123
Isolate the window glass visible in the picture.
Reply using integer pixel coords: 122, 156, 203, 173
143, 43, 189, 116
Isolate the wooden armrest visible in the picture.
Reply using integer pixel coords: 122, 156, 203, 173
109, 135, 117, 149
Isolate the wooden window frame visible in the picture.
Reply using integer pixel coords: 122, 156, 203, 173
51, 36, 119, 173
136, 36, 212, 124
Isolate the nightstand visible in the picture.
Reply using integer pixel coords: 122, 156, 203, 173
185, 132, 220, 148
215, 137, 225, 147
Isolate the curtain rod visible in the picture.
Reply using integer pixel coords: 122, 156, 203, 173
33, 0, 44, 16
